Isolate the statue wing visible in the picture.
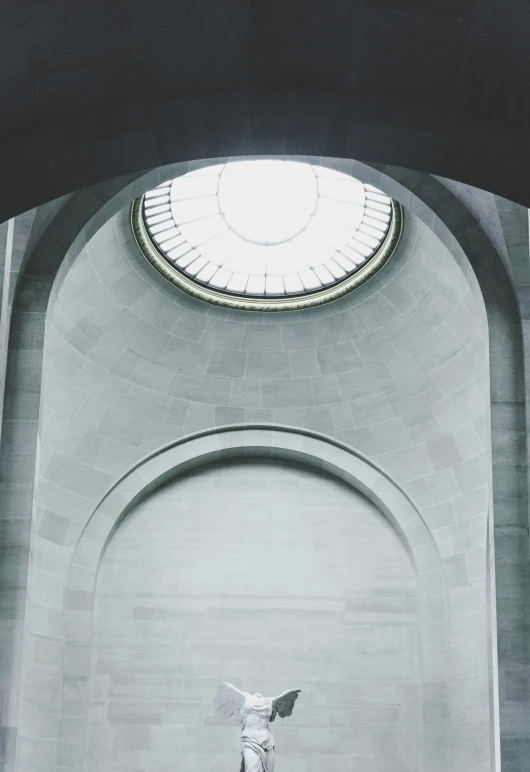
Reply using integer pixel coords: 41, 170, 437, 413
270, 689, 301, 722
213, 682, 246, 720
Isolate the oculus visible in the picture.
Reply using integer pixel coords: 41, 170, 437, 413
132, 160, 402, 311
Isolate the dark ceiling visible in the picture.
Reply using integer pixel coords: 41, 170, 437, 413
2, 0, 530, 219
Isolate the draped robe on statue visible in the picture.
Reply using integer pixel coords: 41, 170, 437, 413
239, 693, 276, 772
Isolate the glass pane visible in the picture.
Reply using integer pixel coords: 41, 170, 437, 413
224, 243, 266, 274
334, 253, 356, 272
168, 242, 193, 261
246, 275, 266, 295
157, 234, 185, 252
359, 223, 387, 239
318, 178, 365, 206
218, 160, 318, 244
299, 269, 321, 290
196, 262, 219, 283
265, 275, 285, 295
315, 199, 364, 231
341, 243, 366, 264
355, 231, 380, 249
365, 209, 389, 224
210, 267, 232, 288
323, 221, 356, 251
303, 216, 346, 251
171, 196, 218, 222
144, 203, 170, 217
363, 216, 388, 232
283, 274, 305, 293
179, 214, 227, 246
365, 200, 392, 215
175, 249, 199, 268
144, 195, 170, 207
153, 227, 180, 245
346, 240, 371, 260
227, 273, 249, 293
199, 230, 239, 263
265, 244, 308, 276
326, 258, 347, 279
145, 212, 173, 226
366, 191, 391, 204
186, 256, 208, 276
314, 264, 335, 285
148, 220, 176, 235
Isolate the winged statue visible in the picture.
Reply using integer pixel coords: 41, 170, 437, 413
214, 682, 301, 772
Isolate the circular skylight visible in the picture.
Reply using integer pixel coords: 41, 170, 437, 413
132, 160, 402, 311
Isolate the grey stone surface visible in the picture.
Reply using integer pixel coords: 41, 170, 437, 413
89, 460, 421, 772
5, 162, 528, 772
13, 202, 491, 772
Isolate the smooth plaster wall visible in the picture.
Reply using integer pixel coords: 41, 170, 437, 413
22, 199, 492, 771
89, 458, 420, 772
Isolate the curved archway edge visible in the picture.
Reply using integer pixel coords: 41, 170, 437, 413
68, 426, 441, 593
58, 426, 448, 770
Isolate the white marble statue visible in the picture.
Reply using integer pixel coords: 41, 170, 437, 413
214, 682, 301, 772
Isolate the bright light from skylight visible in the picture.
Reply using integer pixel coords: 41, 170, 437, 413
218, 161, 319, 244
139, 160, 396, 303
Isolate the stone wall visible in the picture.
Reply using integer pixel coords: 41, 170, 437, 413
20, 187, 492, 770
41, 206, 488, 504
89, 459, 420, 772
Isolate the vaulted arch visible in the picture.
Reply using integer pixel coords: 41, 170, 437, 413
2, 158, 525, 771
